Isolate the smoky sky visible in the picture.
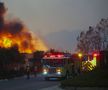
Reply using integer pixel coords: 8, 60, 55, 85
3, 0, 108, 52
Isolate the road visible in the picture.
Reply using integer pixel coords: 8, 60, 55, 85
0, 75, 60, 90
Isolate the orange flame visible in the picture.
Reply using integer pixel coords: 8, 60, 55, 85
0, 28, 48, 53
0, 2, 48, 53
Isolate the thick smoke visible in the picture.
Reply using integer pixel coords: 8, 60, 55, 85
0, 2, 47, 53
0, 2, 24, 34
7, 21, 24, 35
0, 2, 5, 31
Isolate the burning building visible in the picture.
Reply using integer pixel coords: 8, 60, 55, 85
0, 2, 48, 54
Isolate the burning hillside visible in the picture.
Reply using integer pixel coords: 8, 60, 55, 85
0, 2, 47, 53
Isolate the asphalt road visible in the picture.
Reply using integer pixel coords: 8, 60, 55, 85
0, 75, 60, 90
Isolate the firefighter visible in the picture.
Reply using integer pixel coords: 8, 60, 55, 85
34, 66, 37, 77
26, 66, 30, 79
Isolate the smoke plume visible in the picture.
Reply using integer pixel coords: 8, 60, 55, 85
0, 2, 47, 53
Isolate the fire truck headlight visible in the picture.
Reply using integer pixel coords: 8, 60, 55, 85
57, 69, 61, 75
57, 71, 61, 75
43, 69, 48, 75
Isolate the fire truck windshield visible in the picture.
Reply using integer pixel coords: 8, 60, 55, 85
43, 59, 65, 67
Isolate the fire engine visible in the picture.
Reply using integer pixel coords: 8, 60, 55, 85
42, 51, 100, 80
42, 52, 73, 80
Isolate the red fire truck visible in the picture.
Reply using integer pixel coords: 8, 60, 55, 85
42, 52, 72, 80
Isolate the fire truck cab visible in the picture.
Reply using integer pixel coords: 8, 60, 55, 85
42, 52, 73, 80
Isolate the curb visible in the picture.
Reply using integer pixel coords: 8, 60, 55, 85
39, 85, 63, 90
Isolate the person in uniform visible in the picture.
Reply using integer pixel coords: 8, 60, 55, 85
26, 66, 30, 79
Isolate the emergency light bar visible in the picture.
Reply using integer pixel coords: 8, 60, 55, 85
43, 55, 69, 59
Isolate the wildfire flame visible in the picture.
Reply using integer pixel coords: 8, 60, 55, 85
0, 2, 48, 53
